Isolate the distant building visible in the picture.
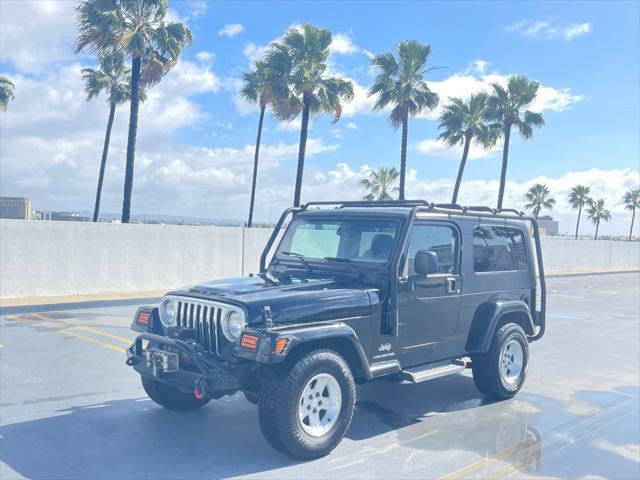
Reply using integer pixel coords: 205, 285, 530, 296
49, 212, 91, 222
537, 215, 559, 236
33, 211, 90, 222
0, 196, 32, 220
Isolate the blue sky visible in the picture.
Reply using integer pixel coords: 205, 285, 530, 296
1, 0, 639, 235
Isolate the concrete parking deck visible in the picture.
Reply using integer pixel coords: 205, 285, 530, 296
1, 273, 639, 479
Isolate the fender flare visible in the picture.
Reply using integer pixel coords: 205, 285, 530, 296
466, 300, 535, 354
238, 322, 373, 380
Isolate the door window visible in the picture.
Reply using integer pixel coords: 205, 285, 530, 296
406, 224, 459, 275
473, 225, 528, 272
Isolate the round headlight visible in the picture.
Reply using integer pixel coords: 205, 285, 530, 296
223, 310, 245, 341
159, 298, 178, 327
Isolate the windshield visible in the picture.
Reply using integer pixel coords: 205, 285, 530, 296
276, 217, 399, 264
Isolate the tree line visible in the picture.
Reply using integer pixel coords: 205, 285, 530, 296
521, 183, 639, 241
241, 28, 546, 224
0, 2, 637, 241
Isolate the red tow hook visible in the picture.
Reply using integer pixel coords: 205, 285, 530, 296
194, 380, 207, 400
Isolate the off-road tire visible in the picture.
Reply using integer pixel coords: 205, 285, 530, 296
258, 349, 356, 459
141, 376, 210, 411
472, 323, 529, 400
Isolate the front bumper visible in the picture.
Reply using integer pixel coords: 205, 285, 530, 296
126, 333, 244, 396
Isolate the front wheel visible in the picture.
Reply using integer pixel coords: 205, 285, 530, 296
472, 323, 529, 399
142, 376, 210, 411
258, 349, 356, 459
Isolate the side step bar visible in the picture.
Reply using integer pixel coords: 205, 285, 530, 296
399, 359, 467, 384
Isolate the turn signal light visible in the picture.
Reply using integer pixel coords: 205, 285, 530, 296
274, 338, 289, 355
137, 312, 150, 325
241, 334, 259, 350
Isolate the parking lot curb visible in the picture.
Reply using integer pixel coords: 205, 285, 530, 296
0, 296, 163, 316
1, 270, 637, 316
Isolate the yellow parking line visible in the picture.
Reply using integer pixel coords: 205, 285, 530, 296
30, 312, 132, 345
59, 329, 125, 353
7, 314, 125, 354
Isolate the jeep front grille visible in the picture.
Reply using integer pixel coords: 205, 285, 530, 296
175, 300, 221, 355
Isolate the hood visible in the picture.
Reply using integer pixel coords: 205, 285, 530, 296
171, 274, 373, 325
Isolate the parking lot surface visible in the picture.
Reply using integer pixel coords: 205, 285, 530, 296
1, 272, 639, 479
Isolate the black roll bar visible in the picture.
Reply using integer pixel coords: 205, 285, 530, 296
258, 200, 546, 340
259, 207, 301, 273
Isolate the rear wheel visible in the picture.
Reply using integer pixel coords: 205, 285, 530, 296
472, 323, 529, 399
141, 376, 210, 411
258, 349, 356, 459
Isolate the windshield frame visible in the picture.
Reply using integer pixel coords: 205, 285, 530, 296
269, 213, 405, 271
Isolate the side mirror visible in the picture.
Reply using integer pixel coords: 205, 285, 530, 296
414, 250, 439, 275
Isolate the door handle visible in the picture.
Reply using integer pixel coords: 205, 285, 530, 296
446, 277, 458, 293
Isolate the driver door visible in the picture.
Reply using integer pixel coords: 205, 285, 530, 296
397, 222, 462, 353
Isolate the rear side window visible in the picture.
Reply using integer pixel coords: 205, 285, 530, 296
473, 226, 528, 272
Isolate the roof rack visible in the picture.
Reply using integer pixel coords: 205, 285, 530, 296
301, 200, 526, 218
302, 200, 431, 209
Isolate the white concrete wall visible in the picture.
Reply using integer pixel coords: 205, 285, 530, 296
1, 219, 638, 299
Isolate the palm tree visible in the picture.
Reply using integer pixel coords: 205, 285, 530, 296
241, 61, 278, 228
82, 51, 132, 222
360, 167, 400, 200
368, 40, 439, 200
485, 75, 545, 210
623, 188, 640, 241
524, 183, 555, 219
437, 93, 496, 203
76, 0, 192, 223
0, 75, 15, 111
568, 185, 591, 239
265, 24, 354, 207
587, 199, 611, 240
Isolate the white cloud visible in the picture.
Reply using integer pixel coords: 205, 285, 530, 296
342, 63, 582, 121
507, 19, 592, 41
242, 42, 271, 65
276, 119, 307, 132
195, 51, 215, 63
186, 1, 208, 18
0, 0, 77, 73
418, 68, 583, 119
330, 33, 360, 55
563, 23, 592, 40
346, 122, 358, 130
218, 23, 245, 38
414, 138, 502, 160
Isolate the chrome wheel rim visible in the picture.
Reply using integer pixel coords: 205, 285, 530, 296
500, 339, 524, 387
298, 373, 342, 437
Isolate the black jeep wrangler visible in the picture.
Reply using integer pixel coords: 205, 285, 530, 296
126, 201, 546, 459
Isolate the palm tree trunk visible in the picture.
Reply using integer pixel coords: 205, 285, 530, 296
496, 123, 512, 210
574, 204, 582, 240
595, 221, 600, 240
93, 102, 116, 222
451, 135, 471, 204
121, 56, 141, 224
399, 113, 408, 200
248, 105, 266, 227
629, 206, 636, 242
293, 98, 311, 207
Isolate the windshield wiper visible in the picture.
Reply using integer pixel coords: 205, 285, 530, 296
324, 257, 363, 280
280, 251, 313, 272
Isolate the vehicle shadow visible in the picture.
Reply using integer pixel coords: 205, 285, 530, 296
2, 375, 635, 479
0, 373, 511, 479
